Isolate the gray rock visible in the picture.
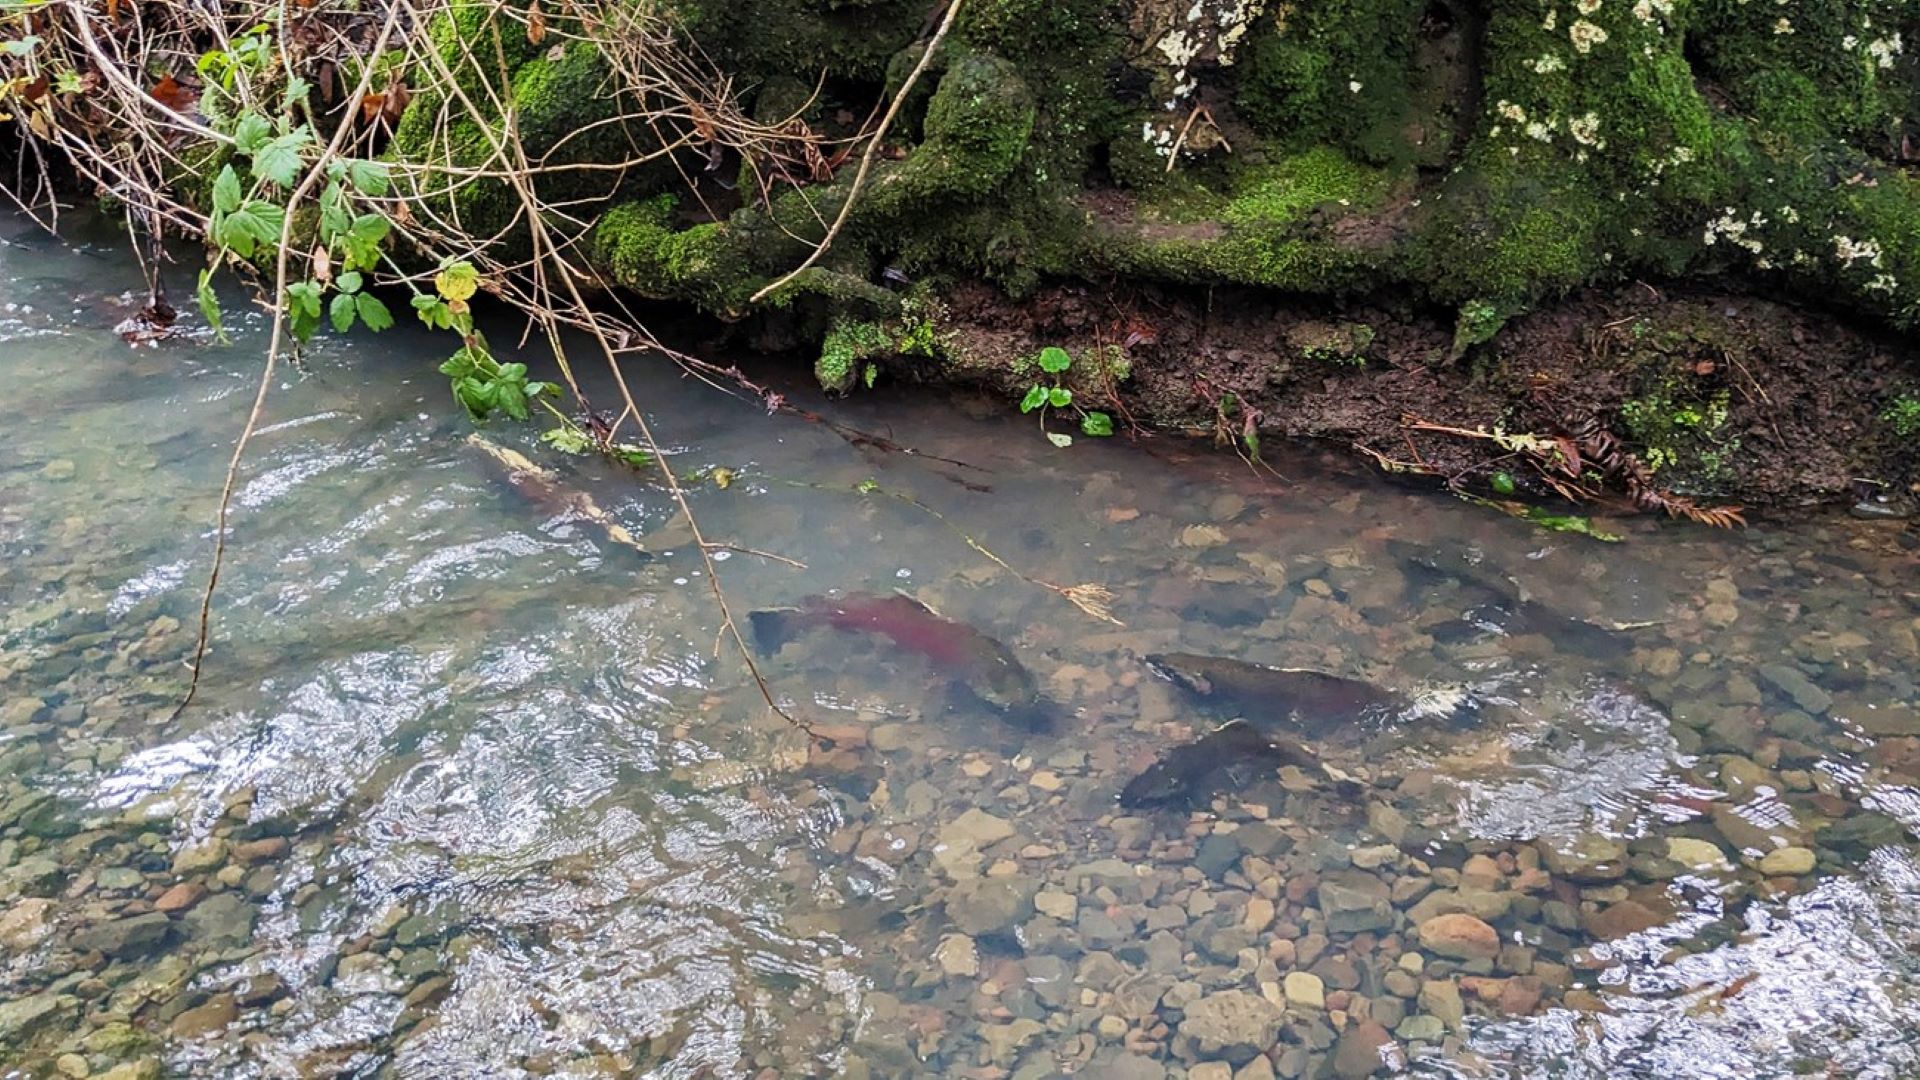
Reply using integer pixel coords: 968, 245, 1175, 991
1758, 664, 1831, 715
184, 892, 256, 946
1819, 813, 1908, 858
1317, 870, 1394, 933
1537, 834, 1627, 882
947, 876, 1038, 936
1196, 834, 1244, 880
0, 991, 75, 1046
1087, 1050, 1168, 1080
71, 912, 171, 957
1025, 955, 1072, 1007
1178, 990, 1285, 1063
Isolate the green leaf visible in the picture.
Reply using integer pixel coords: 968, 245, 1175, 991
1522, 508, 1622, 542
282, 76, 312, 112
1081, 411, 1114, 437
438, 351, 478, 379
1019, 384, 1048, 413
196, 269, 225, 340
863, 362, 877, 389
542, 427, 593, 454
216, 199, 282, 259
1490, 471, 1517, 496
525, 380, 557, 400
1048, 387, 1072, 408
855, 478, 880, 494
329, 291, 357, 333
614, 444, 654, 468
211, 164, 243, 215
355, 293, 394, 332
232, 112, 273, 155
53, 70, 84, 95
251, 127, 313, 188
347, 159, 390, 198
286, 280, 323, 341
1046, 431, 1074, 448
319, 181, 350, 241
1, 36, 41, 59
435, 261, 479, 302
412, 294, 454, 330
335, 270, 363, 294
494, 381, 529, 421
1037, 346, 1073, 375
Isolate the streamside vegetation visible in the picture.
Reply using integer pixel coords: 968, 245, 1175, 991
1, 0, 1917, 523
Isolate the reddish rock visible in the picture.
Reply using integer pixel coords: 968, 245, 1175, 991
154, 883, 205, 913
1417, 913, 1500, 961
1585, 898, 1672, 941
230, 838, 289, 864
1499, 975, 1546, 1016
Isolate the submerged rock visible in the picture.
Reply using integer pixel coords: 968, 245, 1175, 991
1417, 913, 1500, 960
70, 912, 170, 957
1177, 990, 1284, 1063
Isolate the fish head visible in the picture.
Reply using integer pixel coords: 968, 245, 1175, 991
967, 650, 1042, 714
1118, 756, 1192, 809
1143, 653, 1214, 695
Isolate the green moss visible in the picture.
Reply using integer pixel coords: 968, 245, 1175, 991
817, 319, 893, 393
1620, 387, 1740, 492
1237, 0, 1426, 165
591, 196, 765, 314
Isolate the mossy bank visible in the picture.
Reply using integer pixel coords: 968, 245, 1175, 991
398, 0, 1920, 514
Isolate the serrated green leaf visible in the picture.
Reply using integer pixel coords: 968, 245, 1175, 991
232, 112, 273, 155
212, 164, 243, 215
497, 361, 527, 382
196, 269, 225, 340
1048, 387, 1072, 408
355, 293, 393, 332
542, 426, 593, 454
1081, 411, 1114, 437
319, 181, 350, 241
1019, 384, 1048, 413
863, 362, 877, 389
251, 128, 312, 188
1037, 346, 1073, 375
438, 352, 477, 378
1046, 431, 1073, 448
347, 159, 390, 198
336, 270, 363, 294
329, 291, 357, 333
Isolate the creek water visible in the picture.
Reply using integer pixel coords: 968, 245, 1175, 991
4, 214, 1920, 1080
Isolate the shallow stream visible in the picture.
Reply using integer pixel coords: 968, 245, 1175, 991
4, 216, 1920, 1079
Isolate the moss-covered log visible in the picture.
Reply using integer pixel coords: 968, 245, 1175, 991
394, 0, 1920, 510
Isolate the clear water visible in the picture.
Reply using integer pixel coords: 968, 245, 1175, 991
3, 214, 1920, 1079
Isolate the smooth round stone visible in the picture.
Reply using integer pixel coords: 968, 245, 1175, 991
1757, 846, 1816, 876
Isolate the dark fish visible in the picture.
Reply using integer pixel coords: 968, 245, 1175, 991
1119, 720, 1344, 809
1145, 653, 1472, 741
1386, 539, 1631, 658
749, 593, 1050, 730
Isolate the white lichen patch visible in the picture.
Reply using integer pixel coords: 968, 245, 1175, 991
1568, 112, 1602, 146
1531, 53, 1567, 73
1703, 208, 1767, 255
1569, 19, 1608, 52
1834, 235, 1885, 268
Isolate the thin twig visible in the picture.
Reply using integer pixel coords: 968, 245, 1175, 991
174, 8, 404, 718
748, 0, 966, 303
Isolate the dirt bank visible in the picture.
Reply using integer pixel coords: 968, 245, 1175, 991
805, 279, 1920, 521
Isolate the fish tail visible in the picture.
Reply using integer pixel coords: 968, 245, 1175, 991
1408, 684, 1477, 725
747, 609, 801, 655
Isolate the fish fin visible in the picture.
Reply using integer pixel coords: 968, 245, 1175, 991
892, 588, 941, 618
747, 609, 799, 655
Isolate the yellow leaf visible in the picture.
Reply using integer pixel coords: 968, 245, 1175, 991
712, 467, 735, 490
434, 262, 479, 302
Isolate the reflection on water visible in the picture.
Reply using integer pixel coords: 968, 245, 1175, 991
3, 213, 1920, 1079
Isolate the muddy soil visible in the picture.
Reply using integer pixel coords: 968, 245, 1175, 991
886, 279, 1920, 521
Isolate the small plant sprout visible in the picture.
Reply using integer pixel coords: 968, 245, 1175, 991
1018, 345, 1112, 447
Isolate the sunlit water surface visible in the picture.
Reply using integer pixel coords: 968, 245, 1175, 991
3, 216, 1920, 1079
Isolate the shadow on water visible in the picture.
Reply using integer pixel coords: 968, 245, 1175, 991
3, 215, 1920, 1078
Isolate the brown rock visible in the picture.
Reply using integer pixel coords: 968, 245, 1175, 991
1331, 1020, 1399, 1078
230, 838, 289, 864
169, 994, 237, 1039
1584, 898, 1671, 941
1417, 913, 1500, 961
1498, 975, 1545, 1016
154, 883, 205, 913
